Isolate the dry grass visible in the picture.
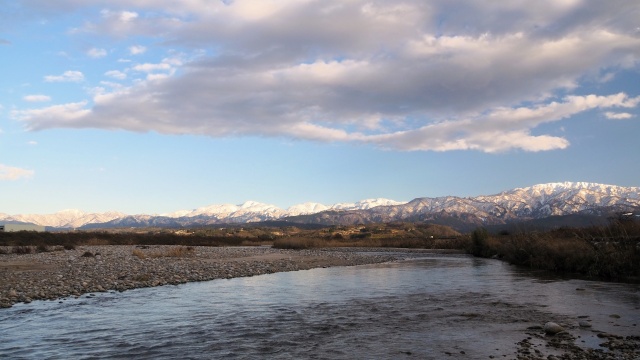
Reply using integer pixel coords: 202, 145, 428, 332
132, 249, 146, 259
272, 236, 469, 250
159, 246, 195, 258
84, 237, 111, 246
468, 219, 640, 281
132, 246, 195, 259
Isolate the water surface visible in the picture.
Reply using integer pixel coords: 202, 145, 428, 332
1, 253, 638, 359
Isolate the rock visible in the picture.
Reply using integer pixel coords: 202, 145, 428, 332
544, 322, 565, 335
578, 321, 592, 328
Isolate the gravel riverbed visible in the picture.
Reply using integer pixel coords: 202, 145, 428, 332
0, 245, 400, 308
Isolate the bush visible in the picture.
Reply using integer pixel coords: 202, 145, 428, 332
466, 219, 640, 281
36, 244, 50, 253
12, 246, 34, 254
470, 227, 493, 257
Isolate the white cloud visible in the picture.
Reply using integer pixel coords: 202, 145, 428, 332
13, 102, 91, 129
15, 0, 640, 153
132, 63, 171, 72
27, 140, 38, 145
44, 70, 84, 83
105, 70, 127, 79
0, 164, 34, 181
23, 95, 51, 102
87, 47, 107, 58
129, 45, 146, 55
604, 112, 634, 120
364, 94, 640, 152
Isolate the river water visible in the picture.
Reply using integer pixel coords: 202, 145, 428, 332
1, 253, 638, 359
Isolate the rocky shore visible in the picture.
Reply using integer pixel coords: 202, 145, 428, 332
0, 245, 400, 308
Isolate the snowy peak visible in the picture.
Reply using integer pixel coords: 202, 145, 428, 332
286, 202, 329, 216
0, 209, 125, 228
330, 198, 406, 211
164, 201, 285, 220
163, 199, 406, 220
2, 182, 638, 229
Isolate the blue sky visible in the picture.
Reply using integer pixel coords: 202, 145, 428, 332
1, 0, 639, 215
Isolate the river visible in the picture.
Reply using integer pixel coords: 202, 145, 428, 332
1, 252, 638, 359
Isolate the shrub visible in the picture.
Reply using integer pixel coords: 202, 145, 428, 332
36, 244, 50, 253
466, 220, 640, 281
470, 227, 494, 257
12, 246, 34, 254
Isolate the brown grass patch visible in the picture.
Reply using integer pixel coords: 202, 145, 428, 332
132, 246, 195, 258
132, 249, 146, 259
159, 246, 195, 258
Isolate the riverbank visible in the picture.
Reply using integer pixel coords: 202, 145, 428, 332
0, 245, 400, 308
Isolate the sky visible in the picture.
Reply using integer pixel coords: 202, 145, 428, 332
1, 0, 639, 215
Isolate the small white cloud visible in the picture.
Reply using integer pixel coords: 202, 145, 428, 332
23, 94, 51, 102
100, 81, 125, 89
119, 11, 138, 22
132, 63, 171, 72
604, 112, 634, 120
100, 9, 138, 22
44, 71, 85, 83
105, 70, 127, 80
0, 164, 34, 180
87, 47, 107, 58
27, 140, 38, 146
129, 45, 147, 55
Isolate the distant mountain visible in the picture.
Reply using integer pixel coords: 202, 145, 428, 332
1, 183, 638, 232
286, 182, 640, 231
0, 198, 405, 229
0, 209, 125, 228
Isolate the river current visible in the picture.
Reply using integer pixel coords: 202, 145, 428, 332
1, 252, 638, 359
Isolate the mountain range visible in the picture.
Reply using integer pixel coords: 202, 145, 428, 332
1, 182, 639, 232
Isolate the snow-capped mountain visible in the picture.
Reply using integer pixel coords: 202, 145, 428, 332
0, 198, 406, 228
330, 198, 406, 211
286, 202, 330, 216
164, 201, 287, 221
291, 182, 640, 229
1, 183, 638, 230
0, 210, 125, 228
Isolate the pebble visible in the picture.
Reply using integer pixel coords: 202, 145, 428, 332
543, 322, 564, 335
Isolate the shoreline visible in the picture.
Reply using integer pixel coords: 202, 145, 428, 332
0, 245, 403, 308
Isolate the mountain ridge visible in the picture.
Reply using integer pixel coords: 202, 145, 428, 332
1, 182, 638, 230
